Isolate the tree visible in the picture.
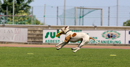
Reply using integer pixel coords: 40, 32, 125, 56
123, 20, 130, 26
36, 19, 41, 25
40, 23, 45, 25
27, 15, 41, 25
0, 0, 42, 25
0, 0, 33, 15
7, 10, 41, 25
0, 0, 2, 7
0, 0, 2, 14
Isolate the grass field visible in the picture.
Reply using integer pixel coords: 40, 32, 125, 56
0, 47, 130, 67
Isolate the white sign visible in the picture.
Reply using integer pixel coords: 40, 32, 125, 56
43, 29, 82, 43
82, 30, 125, 44
125, 30, 130, 44
43, 29, 65, 43
0, 27, 28, 42
43, 30, 125, 44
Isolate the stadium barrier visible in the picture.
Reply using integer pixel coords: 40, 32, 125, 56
0, 25, 130, 45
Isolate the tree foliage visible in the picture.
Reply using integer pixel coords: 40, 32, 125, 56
0, 0, 2, 14
7, 10, 41, 25
123, 20, 130, 26
0, 0, 33, 15
0, 0, 42, 25
0, 0, 2, 5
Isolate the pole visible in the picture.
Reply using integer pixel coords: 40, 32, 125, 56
57, 6, 58, 25
64, 0, 66, 25
101, 9, 103, 26
44, 4, 46, 25
6, 6, 8, 16
129, 12, 130, 20
117, 0, 118, 26
79, 7, 81, 25
75, 7, 77, 25
31, 7, 33, 24
108, 7, 110, 26
6, 6, 8, 22
82, 7, 84, 25
35, 15, 36, 24
13, 0, 15, 24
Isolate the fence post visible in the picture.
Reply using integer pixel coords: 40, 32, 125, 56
44, 4, 46, 25
31, 7, 33, 25
57, 6, 58, 25
108, 7, 110, 26
75, 7, 77, 25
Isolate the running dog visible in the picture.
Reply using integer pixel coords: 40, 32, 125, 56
55, 26, 99, 52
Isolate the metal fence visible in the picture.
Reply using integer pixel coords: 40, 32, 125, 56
31, 5, 130, 26
1, 5, 130, 26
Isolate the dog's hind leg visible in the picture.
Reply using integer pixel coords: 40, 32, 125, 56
71, 47, 78, 50
73, 41, 86, 53
73, 47, 80, 53
72, 38, 83, 51
71, 42, 82, 50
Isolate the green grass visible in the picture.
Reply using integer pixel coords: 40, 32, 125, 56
0, 47, 130, 67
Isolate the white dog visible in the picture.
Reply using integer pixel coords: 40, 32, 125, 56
55, 26, 99, 52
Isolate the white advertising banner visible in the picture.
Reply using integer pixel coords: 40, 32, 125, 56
43, 30, 82, 43
0, 27, 28, 42
82, 30, 125, 44
43, 29, 65, 43
43, 29, 125, 44
125, 30, 130, 44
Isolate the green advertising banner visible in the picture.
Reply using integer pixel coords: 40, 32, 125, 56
43, 29, 82, 43
43, 30, 125, 44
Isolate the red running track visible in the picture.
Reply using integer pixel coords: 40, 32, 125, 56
0, 44, 130, 49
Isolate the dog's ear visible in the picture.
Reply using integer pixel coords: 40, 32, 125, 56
65, 26, 67, 29
65, 26, 69, 29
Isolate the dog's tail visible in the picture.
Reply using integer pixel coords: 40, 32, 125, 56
89, 37, 99, 44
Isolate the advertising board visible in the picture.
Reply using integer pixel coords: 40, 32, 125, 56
43, 29, 125, 44
82, 30, 125, 44
0, 27, 28, 42
125, 30, 130, 44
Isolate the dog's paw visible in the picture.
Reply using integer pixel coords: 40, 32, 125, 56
97, 42, 100, 44
56, 48, 59, 50
73, 50, 77, 53
71, 48, 74, 50
55, 45, 58, 47
56, 47, 60, 50
96, 41, 99, 44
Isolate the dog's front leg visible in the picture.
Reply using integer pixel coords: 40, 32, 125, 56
57, 35, 71, 50
56, 42, 68, 50
55, 42, 64, 47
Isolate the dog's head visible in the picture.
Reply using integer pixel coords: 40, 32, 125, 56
56, 26, 70, 37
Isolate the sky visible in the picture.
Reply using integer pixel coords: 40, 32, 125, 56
30, 0, 130, 26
